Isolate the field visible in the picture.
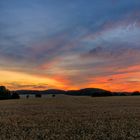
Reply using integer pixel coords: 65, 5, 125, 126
0, 95, 140, 140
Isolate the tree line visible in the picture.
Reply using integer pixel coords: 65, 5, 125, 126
0, 86, 20, 100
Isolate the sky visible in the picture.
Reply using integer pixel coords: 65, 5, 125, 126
0, 0, 140, 91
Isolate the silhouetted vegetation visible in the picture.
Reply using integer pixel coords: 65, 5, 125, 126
35, 93, 42, 98
52, 94, 56, 97
131, 91, 140, 96
0, 86, 20, 100
26, 94, 29, 99
14, 87, 140, 97
11, 92, 20, 99
113, 92, 128, 96
66, 88, 112, 97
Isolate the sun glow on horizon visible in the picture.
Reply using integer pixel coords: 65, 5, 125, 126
0, 68, 140, 92
0, 69, 67, 90
0, 0, 140, 92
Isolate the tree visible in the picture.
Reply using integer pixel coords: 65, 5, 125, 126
132, 91, 140, 96
52, 94, 56, 97
0, 86, 11, 99
11, 92, 20, 99
26, 95, 29, 99
35, 93, 42, 98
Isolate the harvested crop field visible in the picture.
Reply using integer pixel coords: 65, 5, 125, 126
0, 95, 140, 140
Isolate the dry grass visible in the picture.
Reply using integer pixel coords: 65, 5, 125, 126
0, 95, 139, 140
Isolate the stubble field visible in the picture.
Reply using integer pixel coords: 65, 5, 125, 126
0, 95, 140, 140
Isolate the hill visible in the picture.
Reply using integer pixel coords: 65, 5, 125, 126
16, 88, 112, 97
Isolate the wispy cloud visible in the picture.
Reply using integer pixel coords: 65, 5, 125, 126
0, 0, 140, 91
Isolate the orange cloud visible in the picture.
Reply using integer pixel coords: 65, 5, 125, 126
1, 62, 140, 92
0, 69, 66, 90
86, 66, 140, 92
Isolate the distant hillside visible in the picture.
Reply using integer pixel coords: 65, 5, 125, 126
16, 88, 112, 97
43, 89, 66, 94
16, 89, 65, 95
66, 88, 112, 96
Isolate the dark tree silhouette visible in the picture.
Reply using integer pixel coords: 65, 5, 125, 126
0, 86, 11, 99
35, 93, 42, 98
52, 94, 56, 97
26, 95, 29, 99
132, 91, 140, 96
11, 92, 20, 99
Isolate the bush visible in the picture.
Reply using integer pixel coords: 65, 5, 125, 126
26, 95, 29, 99
11, 92, 20, 99
52, 94, 56, 97
35, 94, 42, 98
0, 86, 11, 99
132, 91, 140, 96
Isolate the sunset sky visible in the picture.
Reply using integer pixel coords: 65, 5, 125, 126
0, 0, 140, 91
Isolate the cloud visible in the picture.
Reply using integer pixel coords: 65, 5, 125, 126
0, 0, 140, 91
6, 82, 48, 90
